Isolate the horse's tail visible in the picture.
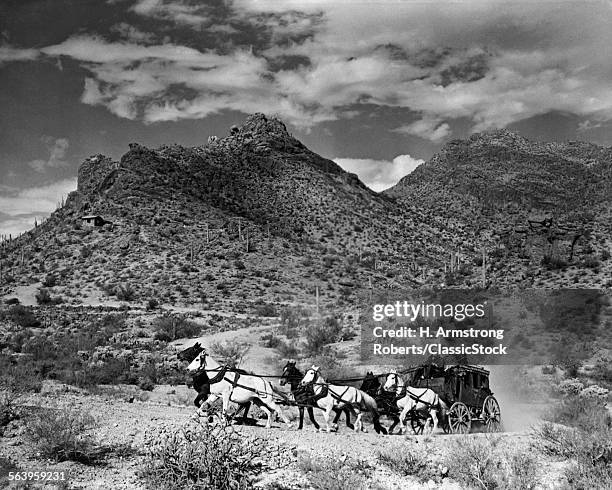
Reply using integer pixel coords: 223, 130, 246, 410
437, 396, 448, 414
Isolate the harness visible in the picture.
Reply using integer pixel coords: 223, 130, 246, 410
198, 365, 273, 399
303, 378, 360, 410
402, 387, 435, 407
284, 383, 327, 408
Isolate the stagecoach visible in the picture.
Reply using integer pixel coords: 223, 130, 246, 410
406, 363, 501, 434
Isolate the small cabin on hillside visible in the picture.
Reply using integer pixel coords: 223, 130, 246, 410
80, 215, 111, 227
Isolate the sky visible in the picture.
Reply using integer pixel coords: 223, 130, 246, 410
2, 0, 612, 237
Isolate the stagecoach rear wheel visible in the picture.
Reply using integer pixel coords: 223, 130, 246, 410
448, 402, 471, 434
482, 396, 501, 432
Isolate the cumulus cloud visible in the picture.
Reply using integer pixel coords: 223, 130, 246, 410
6, 1, 612, 132
0, 178, 77, 236
333, 154, 424, 192
27, 137, 70, 173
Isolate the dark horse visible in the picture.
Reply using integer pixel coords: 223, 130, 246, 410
360, 371, 401, 434
178, 342, 252, 423
280, 361, 353, 431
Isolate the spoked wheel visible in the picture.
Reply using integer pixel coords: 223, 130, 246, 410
482, 396, 502, 432
448, 402, 471, 434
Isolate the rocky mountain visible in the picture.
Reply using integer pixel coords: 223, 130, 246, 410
1, 117, 610, 309
387, 129, 612, 211
386, 129, 612, 286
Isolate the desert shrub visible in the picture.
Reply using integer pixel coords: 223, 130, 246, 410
541, 255, 567, 269
279, 306, 308, 334
275, 339, 299, 359
80, 245, 93, 258
0, 304, 40, 328
26, 407, 99, 463
138, 377, 156, 391
581, 256, 600, 268
444, 436, 538, 490
444, 437, 501, 489
42, 273, 58, 287
255, 303, 277, 317
534, 389, 612, 489
116, 283, 136, 301
35, 287, 54, 305
565, 462, 612, 489
153, 314, 201, 341
140, 420, 280, 489
86, 358, 136, 385
533, 423, 612, 488
533, 423, 592, 459
506, 451, 539, 490
541, 365, 556, 375
147, 298, 159, 310
260, 332, 281, 348
1, 370, 31, 429
377, 446, 431, 478
579, 384, 609, 399
303, 317, 342, 355
543, 395, 610, 433
555, 378, 585, 397
591, 359, 612, 385
298, 454, 378, 490
210, 341, 250, 368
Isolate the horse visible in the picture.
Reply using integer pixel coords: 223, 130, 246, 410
360, 371, 402, 434
178, 342, 253, 424
382, 369, 443, 434
280, 361, 353, 431
299, 366, 386, 434
186, 345, 292, 429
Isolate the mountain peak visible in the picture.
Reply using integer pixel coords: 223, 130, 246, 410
466, 128, 527, 146
240, 113, 289, 137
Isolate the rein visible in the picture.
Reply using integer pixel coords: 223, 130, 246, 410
388, 377, 436, 408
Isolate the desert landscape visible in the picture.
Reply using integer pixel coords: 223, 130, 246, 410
1, 114, 612, 489
2, 1, 612, 488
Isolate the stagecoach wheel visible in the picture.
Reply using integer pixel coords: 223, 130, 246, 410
448, 402, 471, 434
482, 396, 501, 432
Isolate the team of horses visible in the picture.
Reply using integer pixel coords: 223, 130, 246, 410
178, 342, 443, 435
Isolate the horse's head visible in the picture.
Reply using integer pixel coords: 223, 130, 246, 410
186, 347, 208, 372
280, 360, 300, 386
383, 370, 399, 392
360, 371, 380, 394
299, 365, 320, 386
178, 342, 203, 363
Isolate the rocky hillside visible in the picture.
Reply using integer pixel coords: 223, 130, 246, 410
0, 117, 610, 309
386, 129, 612, 287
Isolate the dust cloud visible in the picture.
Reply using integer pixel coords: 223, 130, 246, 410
487, 365, 548, 432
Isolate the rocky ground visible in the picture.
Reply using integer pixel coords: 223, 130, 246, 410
0, 378, 578, 490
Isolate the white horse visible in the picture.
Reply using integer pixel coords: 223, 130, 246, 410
299, 366, 386, 434
383, 370, 441, 435
186, 346, 292, 429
